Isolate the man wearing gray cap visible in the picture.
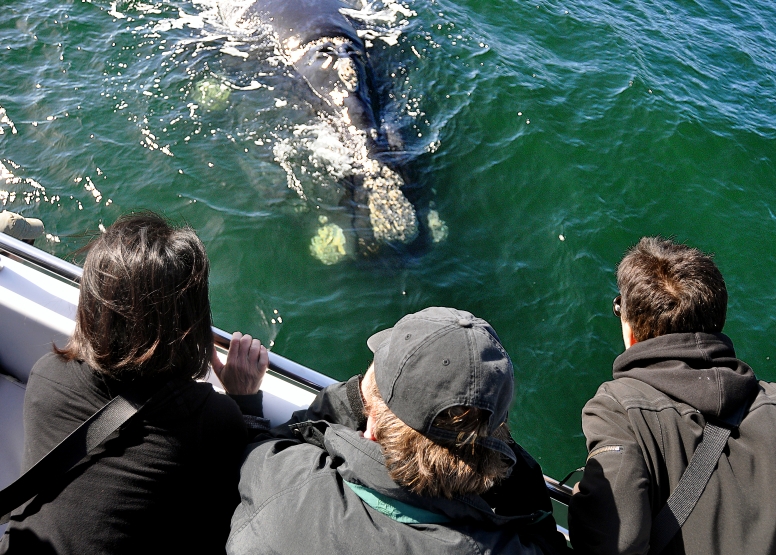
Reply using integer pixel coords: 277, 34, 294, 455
0, 210, 44, 244
227, 307, 568, 555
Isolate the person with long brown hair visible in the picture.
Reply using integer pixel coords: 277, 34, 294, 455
0, 212, 268, 555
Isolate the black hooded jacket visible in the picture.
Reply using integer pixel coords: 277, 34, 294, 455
569, 333, 776, 555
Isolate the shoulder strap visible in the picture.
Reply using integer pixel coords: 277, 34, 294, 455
345, 374, 367, 430
0, 390, 147, 524
649, 422, 731, 554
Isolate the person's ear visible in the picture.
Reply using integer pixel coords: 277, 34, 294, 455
364, 414, 377, 441
622, 320, 637, 349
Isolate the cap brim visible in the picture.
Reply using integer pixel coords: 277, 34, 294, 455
16, 218, 45, 240
0, 212, 45, 240
367, 327, 393, 353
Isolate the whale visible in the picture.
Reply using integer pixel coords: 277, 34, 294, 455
232, 0, 421, 259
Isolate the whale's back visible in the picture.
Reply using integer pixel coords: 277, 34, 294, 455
242, 0, 361, 46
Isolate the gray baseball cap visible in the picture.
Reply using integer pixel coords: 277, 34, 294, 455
0, 210, 45, 241
367, 307, 516, 464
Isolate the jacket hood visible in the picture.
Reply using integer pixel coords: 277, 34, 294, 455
318, 424, 542, 526
612, 333, 758, 424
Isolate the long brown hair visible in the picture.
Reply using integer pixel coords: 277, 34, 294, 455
56, 212, 213, 381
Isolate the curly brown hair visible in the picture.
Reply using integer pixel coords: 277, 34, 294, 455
362, 368, 512, 499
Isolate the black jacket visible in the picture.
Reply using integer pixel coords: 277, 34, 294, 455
569, 333, 776, 555
228, 376, 569, 555
0, 353, 248, 555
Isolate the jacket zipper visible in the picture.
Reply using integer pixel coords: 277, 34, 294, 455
587, 445, 623, 462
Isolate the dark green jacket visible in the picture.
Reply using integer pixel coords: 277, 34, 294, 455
569, 333, 776, 555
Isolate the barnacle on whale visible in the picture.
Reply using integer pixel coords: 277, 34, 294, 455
363, 166, 418, 244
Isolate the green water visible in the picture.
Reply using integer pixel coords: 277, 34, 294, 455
1, 0, 775, 479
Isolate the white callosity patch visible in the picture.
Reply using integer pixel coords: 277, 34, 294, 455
336, 57, 358, 92
427, 209, 448, 243
363, 166, 417, 243
286, 36, 334, 65
310, 216, 348, 265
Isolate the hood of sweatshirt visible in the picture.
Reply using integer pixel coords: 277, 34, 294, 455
612, 332, 758, 425
310, 423, 548, 527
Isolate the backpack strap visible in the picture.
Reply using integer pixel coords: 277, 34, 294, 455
0, 389, 150, 524
649, 422, 731, 554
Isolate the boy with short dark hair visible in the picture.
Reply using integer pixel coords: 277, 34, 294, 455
569, 237, 776, 555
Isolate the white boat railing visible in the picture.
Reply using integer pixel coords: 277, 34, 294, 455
0, 233, 336, 392
0, 231, 573, 518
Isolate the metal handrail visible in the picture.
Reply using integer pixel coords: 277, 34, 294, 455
544, 474, 573, 506
0, 232, 83, 283
0, 232, 336, 391
211, 327, 335, 391
1, 231, 571, 508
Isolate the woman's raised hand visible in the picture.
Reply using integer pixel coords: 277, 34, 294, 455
211, 332, 268, 395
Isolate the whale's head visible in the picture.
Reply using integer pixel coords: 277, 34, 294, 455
234, 0, 428, 262
287, 37, 419, 257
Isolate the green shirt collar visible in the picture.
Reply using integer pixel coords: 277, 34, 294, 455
344, 481, 452, 525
